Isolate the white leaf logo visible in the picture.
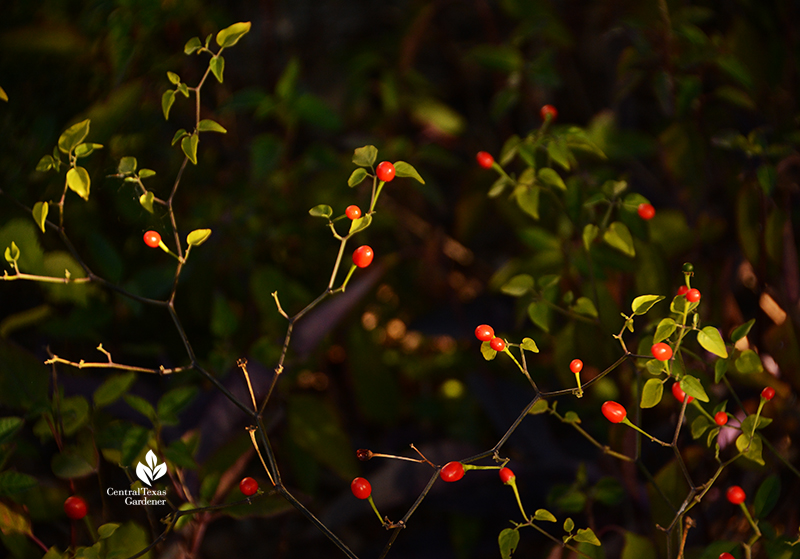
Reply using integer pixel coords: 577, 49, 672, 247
136, 449, 167, 486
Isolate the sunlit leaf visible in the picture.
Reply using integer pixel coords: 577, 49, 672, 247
181, 133, 199, 164
58, 119, 90, 154
139, 191, 154, 213
653, 318, 677, 343
118, 156, 137, 175
348, 214, 372, 235
516, 186, 540, 219
161, 90, 176, 120
604, 221, 635, 257
533, 509, 556, 522
520, 337, 539, 353
36, 155, 54, 172
216, 22, 251, 48
32, 201, 48, 233
74, 142, 102, 158
184, 37, 202, 54
498, 528, 520, 559
198, 119, 227, 134
575, 528, 601, 546
210, 56, 225, 83
631, 295, 664, 315
308, 205, 333, 218
393, 161, 425, 184
348, 168, 368, 187
538, 167, 566, 191
735, 349, 763, 373
480, 340, 497, 361
582, 224, 598, 251
353, 145, 378, 167
640, 378, 663, 408
187, 229, 212, 246
66, 166, 91, 200
697, 326, 728, 358
571, 297, 598, 318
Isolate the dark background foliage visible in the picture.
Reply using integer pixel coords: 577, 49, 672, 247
1, 1, 799, 558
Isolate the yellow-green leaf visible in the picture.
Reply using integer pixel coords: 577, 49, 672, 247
58, 119, 90, 154
184, 37, 202, 55
0, 501, 31, 535
139, 191, 154, 213
516, 186, 540, 219
353, 145, 378, 167
533, 509, 557, 522
640, 378, 663, 408
571, 296, 598, 318
210, 56, 225, 83
575, 528, 601, 546
187, 229, 211, 246
118, 156, 137, 175
198, 119, 227, 134
393, 161, 425, 184
348, 214, 372, 235
181, 134, 198, 164
697, 326, 728, 358
74, 142, 102, 158
681, 375, 709, 402
216, 22, 251, 48
66, 166, 91, 200
654, 318, 677, 343
139, 169, 156, 179
4, 241, 20, 264
735, 349, 763, 374
604, 221, 635, 257
520, 337, 539, 353
167, 71, 180, 85
36, 155, 54, 172
171, 129, 188, 146
161, 90, 176, 120
498, 528, 520, 559
32, 202, 48, 233
348, 168, 368, 187
582, 223, 599, 251
631, 294, 664, 315
308, 205, 333, 218
501, 274, 534, 296
480, 340, 497, 361
538, 167, 566, 190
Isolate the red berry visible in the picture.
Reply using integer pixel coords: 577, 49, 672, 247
143, 230, 161, 248
376, 161, 395, 182
540, 104, 558, 121
601, 401, 627, 424
345, 205, 362, 220
499, 467, 515, 485
475, 324, 495, 342
671, 382, 694, 404
64, 496, 87, 520
637, 203, 655, 220
761, 386, 775, 401
440, 461, 465, 482
677, 285, 689, 296
686, 288, 701, 303
719, 554, 735, 559
489, 337, 505, 352
714, 411, 728, 426
569, 359, 583, 374
651, 343, 673, 361
352, 245, 374, 268
351, 477, 372, 500
239, 477, 258, 496
726, 485, 746, 505
476, 151, 494, 169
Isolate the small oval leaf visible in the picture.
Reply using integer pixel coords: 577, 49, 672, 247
520, 337, 539, 353
533, 508, 557, 522
198, 119, 227, 134
697, 326, 728, 358
32, 201, 48, 233
216, 22, 251, 48
631, 295, 664, 315
640, 378, 663, 408
181, 134, 199, 164
604, 221, 635, 257
348, 167, 368, 187
162, 90, 176, 120
353, 145, 378, 167
66, 166, 91, 200
393, 161, 425, 184
139, 191, 155, 213
308, 204, 333, 218
187, 228, 211, 246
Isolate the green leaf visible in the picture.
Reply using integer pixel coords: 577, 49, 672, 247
563, 517, 575, 532
187, 228, 212, 246
691, 415, 712, 439
287, 393, 358, 480
181, 133, 199, 164
640, 378, 663, 408
528, 301, 550, 332
714, 358, 728, 383
171, 129, 188, 146
139, 191, 154, 214
604, 221, 635, 257
0, 471, 37, 496
66, 166, 91, 200
0, 417, 23, 445
520, 337, 539, 353
198, 119, 227, 134
124, 395, 157, 424
353, 145, 378, 167
575, 528, 601, 546
0, 501, 31, 536
166, 71, 180, 85
631, 295, 664, 315
216, 21, 251, 48
501, 274, 534, 296
571, 297, 598, 318
118, 156, 137, 175
735, 349, 763, 374
653, 318, 677, 343
753, 475, 780, 519
498, 528, 520, 559
730, 318, 755, 343
546, 138, 571, 170
93, 372, 136, 408
533, 509, 557, 522
735, 432, 764, 465
61, 395, 89, 435
681, 375, 709, 402
348, 214, 372, 235
184, 37, 202, 54
119, 424, 151, 465
308, 205, 333, 218
161, 90, 176, 120
516, 186, 540, 219
97, 523, 120, 539
697, 326, 728, 358
538, 167, 566, 191
480, 340, 497, 361
158, 386, 198, 426
528, 399, 548, 414
348, 168, 368, 187
582, 224, 599, 251
32, 202, 48, 233
210, 56, 225, 83
74, 142, 102, 158
139, 169, 156, 179
52, 451, 95, 479
488, 176, 512, 198
564, 411, 581, 424
36, 155, 54, 172
393, 161, 425, 184
58, 119, 90, 154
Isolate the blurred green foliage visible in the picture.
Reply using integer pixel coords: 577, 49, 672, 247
1, 0, 799, 558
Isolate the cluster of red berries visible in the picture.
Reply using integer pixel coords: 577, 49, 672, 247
474, 324, 505, 352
